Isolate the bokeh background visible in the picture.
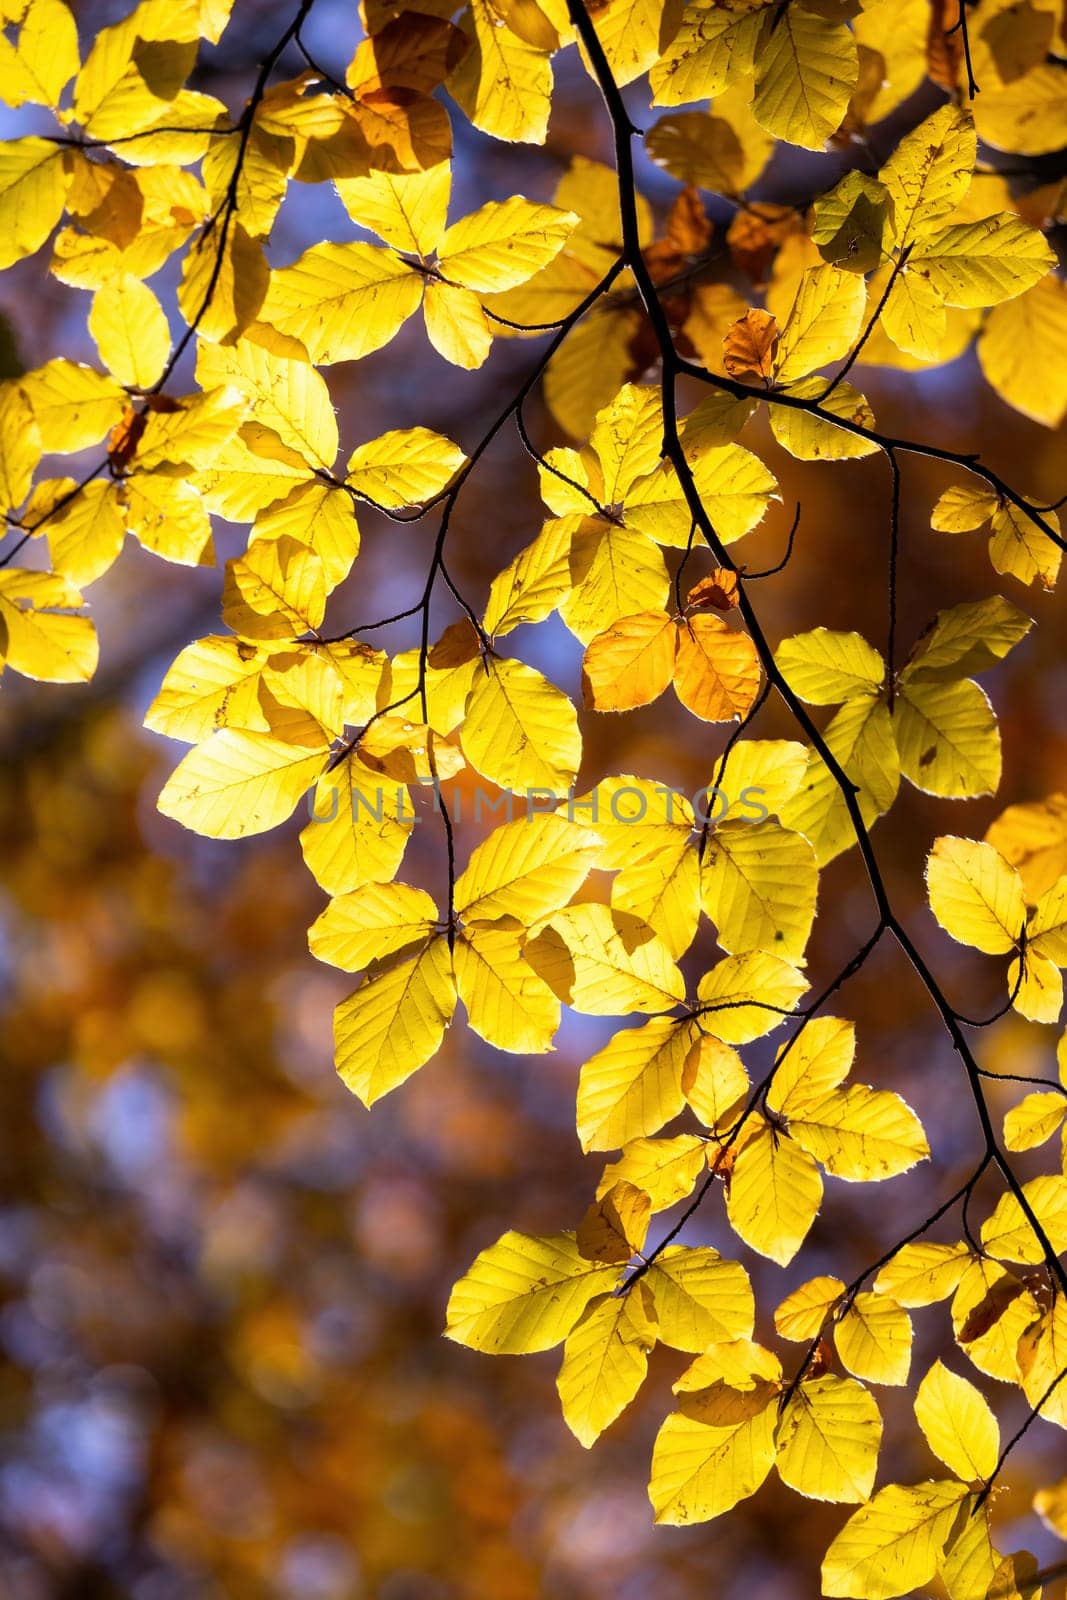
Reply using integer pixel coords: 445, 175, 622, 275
1, 2, 1066, 1595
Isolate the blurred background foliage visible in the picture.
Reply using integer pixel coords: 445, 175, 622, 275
1, 0, 1066, 1595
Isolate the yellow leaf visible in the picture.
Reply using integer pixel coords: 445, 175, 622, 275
262, 242, 422, 364
556, 1283, 656, 1448
577, 1017, 696, 1153
587, 0, 675, 86
483, 514, 577, 637
300, 759, 412, 895
900, 595, 1032, 684
346, 426, 466, 509
776, 627, 884, 703
177, 221, 267, 345
197, 335, 339, 471
308, 881, 439, 972
19, 360, 126, 453
776, 1375, 883, 1503
1004, 1091, 1067, 1152
1035, 1475, 1067, 1537
334, 935, 457, 1105
143, 634, 271, 743
455, 811, 598, 926
952, 1257, 1039, 1382
774, 1275, 844, 1341
696, 951, 808, 1044
1009, 947, 1063, 1025
914, 1361, 999, 1482
582, 609, 676, 712
72, 0, 199, 140
650, 0, 764, 105
779, 692, 900, 866
455, 918, 561, 1053
0, 384, 41, 512
558, 520, 670, 644
751, 7, 857, 152
821, 1480, 969, 1600
1029, 873, 1067, 965
611, 833, 700, 959
0, 568, 98, 683
893, 676, 1000, 798
979, 274, 1067, 428
337, 163, 451, 256
988, 500, 1062, 590
132, 388, 244, 474
576, 1179, 651, 1262
222, 535, 326, 641
460, 656, 580, 796
0, 138, 71, 268
684, 442, 779, 545
543, 304, 644, 439
973, 63, 1067, 157
121, 473, 214, 566
649, 1386, 778, 1524
767, 1016, 856, 1117
930, 483, 999, 533
980, 1174, 1067, 1264
700, 819, 818, 960
768, 380, 880, 462
726, 1121, 822, 1265
986, 793, 1067, 901
910, 213, 1054, 310
445, 1231, 618, 1354
193, 426, 310, 523
88, 273, 170, 389
674, 1338, 782, 1394
1018, 1298, 1067, 1430
438, 196, 577, 291
812, 170, 893, 274
715, 738, 810, 819
448, 0, 553, 144
926, 835, 1025, 954
835, 1293, 912, 1386
682, 1034, 749, 1136
674, 615, 762, 723
774, 265, 867, 383
873, 1242, 970, 1307
596, 1134, 706, 1213
785, 1084, 930, 1183
647, 1246, 755, 1352
156, 710, 329, 834
0, 0, 79, 109
422, 280, 492, 369
879, 105, 976, 245
255, 482, 359, 593
526, 902, 686, 1014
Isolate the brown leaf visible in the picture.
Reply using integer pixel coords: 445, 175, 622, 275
957, 1273, 1026, 1344
107, 407, 148, 474
807, 1337, 835, 1380
686, 569, 739, 613
428, 617, 481, 669
927, 0, 964, 91
726, 203, 800, 283
722, 308, 779, 383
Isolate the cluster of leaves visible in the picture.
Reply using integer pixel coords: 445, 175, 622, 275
2, 0, 1067, 1593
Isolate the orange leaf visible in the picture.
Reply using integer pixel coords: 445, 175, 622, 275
673, 614, 761, 722
722, 309, 779, 383
582, 610, 677, 712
